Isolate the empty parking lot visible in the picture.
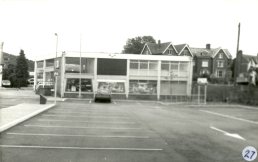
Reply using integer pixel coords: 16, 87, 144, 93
0, 100, 257, 162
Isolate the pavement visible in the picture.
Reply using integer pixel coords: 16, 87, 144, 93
0, 103, 55, 132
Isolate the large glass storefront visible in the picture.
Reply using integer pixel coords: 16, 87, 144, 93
97, 81, 125, 94
65, 57, 94, 74
161, 61, 188, 78
129, 80, 157, 94
130, 60, 158, 76
65, 78, 93, 92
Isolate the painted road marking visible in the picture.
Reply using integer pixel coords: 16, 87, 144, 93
7, 132, 149, 139
37, 119, 136, 124
0, 145, 163, 151
49, 108, 122, 112
210, 126, 246, 141
24, 124, 142, 130
47, 111, 125, 116
42, 114, 129, 119
199, 110, 258, 125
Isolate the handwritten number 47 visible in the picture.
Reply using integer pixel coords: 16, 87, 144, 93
244, 150, 256, 159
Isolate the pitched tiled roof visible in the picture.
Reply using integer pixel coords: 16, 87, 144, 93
222, 49, 232, 59
146, 42, 172, 54
190, 47, 215, 57
190, 47, 232, 59
242, 54, 258, 64
174, 44, 187, 54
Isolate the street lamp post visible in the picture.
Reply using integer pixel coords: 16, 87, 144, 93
54, 33, 58, 104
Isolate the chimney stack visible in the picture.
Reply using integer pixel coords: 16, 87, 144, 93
206, 44, 211, 50
158, 40, 161, 48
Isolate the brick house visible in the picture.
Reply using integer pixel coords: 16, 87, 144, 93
190, 44, 232, 83
235, 50, 258, 85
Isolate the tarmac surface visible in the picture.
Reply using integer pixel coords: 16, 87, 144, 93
1, 97, 258, 162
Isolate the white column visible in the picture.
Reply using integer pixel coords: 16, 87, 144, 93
157, 60, 161, 100
187, 58, 193, 96
43, 60, 46, 87
93, 58, 97, 96
126, 59, 130, 99
60, 53, 66, 98
33, 61, 37, 90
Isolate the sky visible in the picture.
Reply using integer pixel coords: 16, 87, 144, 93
0, 0, 258, 60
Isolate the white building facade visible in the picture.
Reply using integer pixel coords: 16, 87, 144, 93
34, 52, 193, 100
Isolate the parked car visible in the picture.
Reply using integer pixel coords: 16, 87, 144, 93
94, 88, 112, 102
2, 80, 11, 87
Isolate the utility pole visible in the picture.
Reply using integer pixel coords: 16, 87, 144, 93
234, 23, 241, 85
79, 34, 82, 98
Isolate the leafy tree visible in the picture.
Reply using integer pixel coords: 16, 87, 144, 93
123, 36, 156, 54
15, 49, 29, 87
2, 64, 16, 87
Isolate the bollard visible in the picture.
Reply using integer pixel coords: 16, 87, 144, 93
40, 95, 47, 104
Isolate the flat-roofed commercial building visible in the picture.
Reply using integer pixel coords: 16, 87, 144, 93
34, 52, 193, 100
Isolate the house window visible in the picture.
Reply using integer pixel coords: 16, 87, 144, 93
200, 69, 210, 75
217, 60, 224, 68
183, 49, 190, 56
202, 60, 208, 67
217, 70, 223, 78
219, 53, 223, 59
168, 49, 173, 55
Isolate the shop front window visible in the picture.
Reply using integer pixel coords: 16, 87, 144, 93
66, 78, 79, 92
97, 81, 125, 93
66, 78, 93, 92
129, 80, 157, 94
81, 79, 93, 92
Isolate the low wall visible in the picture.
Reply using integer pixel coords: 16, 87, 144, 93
195, 84, 258, 105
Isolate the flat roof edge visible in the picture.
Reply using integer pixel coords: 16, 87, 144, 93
36, 52, 192, 62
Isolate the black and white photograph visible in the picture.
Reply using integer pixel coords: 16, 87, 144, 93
0, 0, 258, 161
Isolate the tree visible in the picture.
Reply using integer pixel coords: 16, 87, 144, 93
15, 49, 29, 87
3, 64, 16, 87
123, 36, 156, 54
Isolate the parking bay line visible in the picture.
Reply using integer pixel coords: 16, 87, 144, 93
7, 132, 150, 139
37, 119, 136, 124
24, 124, 142, 130
0, 145, 163, 151
42, 114, 130, 119
46, 112, 126, 116
199, 110, 258, 125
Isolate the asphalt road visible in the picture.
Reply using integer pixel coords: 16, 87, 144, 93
1, 100, 258, 162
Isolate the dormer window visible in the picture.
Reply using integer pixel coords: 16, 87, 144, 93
168, 49, 173, 55
219, 53, 223, 59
